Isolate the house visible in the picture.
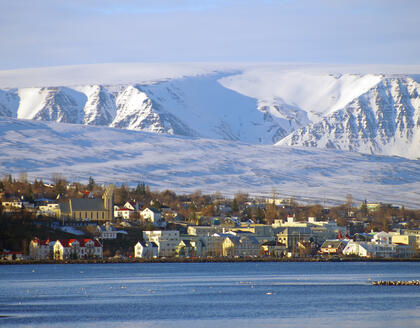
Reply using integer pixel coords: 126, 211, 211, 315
143, 230, 180, 257
0, 251, 25, 261
343, 241, 375, 257
2, 200, 34, 209
29, 238, 54, 260
141, 207, 164, 227
124, 201, 142, 211
53, 239, 81, 260
97, 223, 128, 239
343, 241, 399, 258
134, 241, 158, 258
53, 238, 102, 260
297, 240, 319, 257
114, 207, 134, 220
187, 225, 225, 236
319, 240, 348, 255
37, 203, 60, 218
276, 227, 312, 249
371, 231, 393, 245
198, 233, 230, 257
58, 185, 114, 221
176, 240, 197, 257
220, 234, 260, 258
260, 241, 287, 257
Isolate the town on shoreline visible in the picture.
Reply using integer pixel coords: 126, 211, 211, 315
1, 174, 419, 262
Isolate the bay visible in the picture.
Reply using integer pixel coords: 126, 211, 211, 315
0, 262, 419, 327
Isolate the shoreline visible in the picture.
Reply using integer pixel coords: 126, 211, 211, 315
1, 257, 420, 265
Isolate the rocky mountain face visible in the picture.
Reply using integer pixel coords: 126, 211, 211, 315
277, 77, 420, 158
0, 71, 419, 158
0, 73, 308, 144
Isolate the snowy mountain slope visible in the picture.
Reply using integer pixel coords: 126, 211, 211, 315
0, 89, 18, 117
278, 77, 420, 159
0, 72, 315, 143
82, 85, 116, 126
1, 63, 420, 157
218, 69, 383, 121
1, 116, 420, 208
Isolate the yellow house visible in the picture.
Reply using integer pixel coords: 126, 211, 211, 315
392, 235, 416, 248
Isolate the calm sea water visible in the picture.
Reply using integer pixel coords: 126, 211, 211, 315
0, 262, 419, 328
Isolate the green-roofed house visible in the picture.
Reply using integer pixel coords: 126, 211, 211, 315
58, 185, 114, 221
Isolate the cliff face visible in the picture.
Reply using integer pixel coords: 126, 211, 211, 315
277, 77, 420, 158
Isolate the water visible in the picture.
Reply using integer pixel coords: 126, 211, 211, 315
0, 262, 419, 327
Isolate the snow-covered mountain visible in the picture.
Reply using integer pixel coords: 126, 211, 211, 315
1, 116, 420, 208
278, 76, 420, 159
0, 64, 420, 158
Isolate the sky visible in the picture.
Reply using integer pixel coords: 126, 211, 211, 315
0, 0, 419, 70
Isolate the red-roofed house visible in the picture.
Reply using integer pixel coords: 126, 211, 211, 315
29, 238, 54, 260
53, 238, 103, 260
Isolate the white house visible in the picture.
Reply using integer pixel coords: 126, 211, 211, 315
343, 241, 375, 257
53, 238, 103, 260
97, 224, 117, 239
343, 241, 397, 258
371, 231, 393, 245
37, 203, 60, 218
141, 207, 165, 227
143, 230, 180, 257
2, 200, 34, 209
134, 241, 158, 258
29, 238, 54, 260
114, 207, 134, 220
124, 201, 141, 211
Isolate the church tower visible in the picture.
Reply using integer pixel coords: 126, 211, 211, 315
102, 184, 115, 221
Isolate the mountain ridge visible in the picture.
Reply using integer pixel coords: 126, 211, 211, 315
1, 64, 419, 158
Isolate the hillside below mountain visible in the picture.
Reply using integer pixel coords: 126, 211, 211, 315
1, 117, 420, 207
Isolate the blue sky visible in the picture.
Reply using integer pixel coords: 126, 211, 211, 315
0, 0, 419, 69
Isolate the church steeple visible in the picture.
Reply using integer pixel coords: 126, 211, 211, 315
102, 184, 115, 220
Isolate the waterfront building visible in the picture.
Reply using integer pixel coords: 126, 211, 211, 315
319, 240, 348, 255
134, 241, 158, 258
143, 230, 180, 257
52, 238, 103, 260
175, 240, 197, 257
29, 238, 54, 260
222, 235, 260, 257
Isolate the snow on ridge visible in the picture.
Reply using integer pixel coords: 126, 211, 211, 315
0, 63, 240, 89
1, 62, 420, 89
1, 116, 420, 208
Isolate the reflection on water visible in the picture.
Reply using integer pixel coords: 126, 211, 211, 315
0, 262, 419, 327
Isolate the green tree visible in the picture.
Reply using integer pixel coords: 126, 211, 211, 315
87, 176, 95, 191
231, 198, 239, 213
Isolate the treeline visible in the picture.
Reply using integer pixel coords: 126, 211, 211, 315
1, 174, 420, 232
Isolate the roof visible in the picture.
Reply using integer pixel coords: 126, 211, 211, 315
244, 236, 259, 245
181, 240, 192, 247
136, 241, 158, 248
56, 239, 102, 247
225, 236, 241, 245
70, 198, 105, 211
321, 240, 346, 249
59, 202, 70, 214
143, 207, 161, 214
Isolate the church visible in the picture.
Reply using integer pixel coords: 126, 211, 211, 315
58, 185, 114, 221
